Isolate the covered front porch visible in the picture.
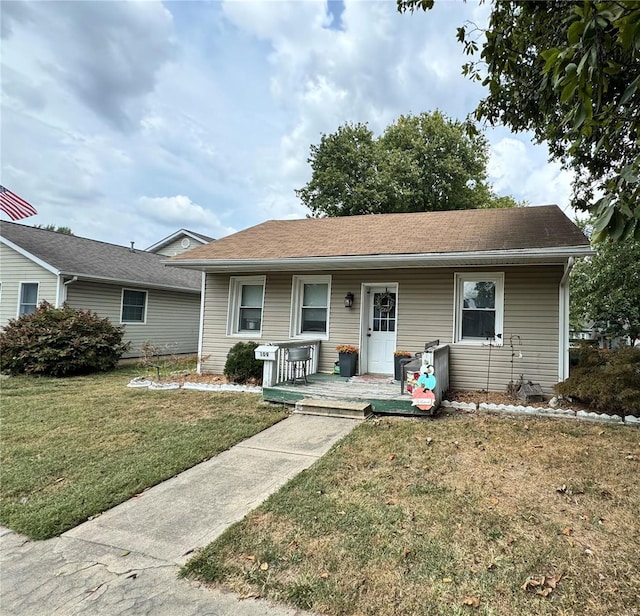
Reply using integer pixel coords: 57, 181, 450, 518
256, 339, 450, 416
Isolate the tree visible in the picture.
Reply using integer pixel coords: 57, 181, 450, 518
296, 111, 521, 217
398, 1, 640, 243
34, 224, 74, 235
570, 229, 640, 346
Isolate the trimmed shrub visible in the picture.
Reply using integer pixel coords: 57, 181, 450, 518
224, 341, 262, 384
0, 301, 130, 377
556, 344, 640, 416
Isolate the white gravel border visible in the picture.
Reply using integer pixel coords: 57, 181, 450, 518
440, 398, 637, 426
127, 377, 261, 394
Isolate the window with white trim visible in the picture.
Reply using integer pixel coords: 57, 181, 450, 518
121, 289, 147, 323
454, 273, 504, 343
291, 276, 330, 337
228, 276, 265, 335
19, 282, 39, 316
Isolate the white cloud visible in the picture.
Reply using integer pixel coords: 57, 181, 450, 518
138, 195, 236, 239
488, 136, 574, 209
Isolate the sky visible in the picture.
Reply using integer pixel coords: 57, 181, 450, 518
0, 0, 575, 249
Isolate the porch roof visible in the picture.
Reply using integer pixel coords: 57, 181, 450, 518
166, 205, 593, 272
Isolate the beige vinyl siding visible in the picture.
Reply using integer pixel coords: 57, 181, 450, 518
200, 265, 563, 394
0, 244, 58, 326
65, 281, 200, 357
154, 237, 206, 257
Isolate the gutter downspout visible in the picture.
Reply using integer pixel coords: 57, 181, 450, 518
196, 272, 206, 374
558, 257, 575, 381
62, 276, 79, 304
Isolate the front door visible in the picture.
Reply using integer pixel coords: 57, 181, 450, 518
366, 287, 397, 374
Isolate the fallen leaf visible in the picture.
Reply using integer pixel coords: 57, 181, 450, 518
120, 551, 131, 557
246, 555, 256, 561
388, 454, 396, 461
562, 527, 573, 536
490, 498, 499, 505
337, 511, 346, 515
443, 577, 453, 583
537, 587, 552, 597
403, 547, 411, 557
320, 572, 329, 579
386, 498, 398, 506
462, 596, 480, 608
260, 562, 269, 571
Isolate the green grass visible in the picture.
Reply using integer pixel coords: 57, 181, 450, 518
183, 414, 640, 616
0, 368, 287, 539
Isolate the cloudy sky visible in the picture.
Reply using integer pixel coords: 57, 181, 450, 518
1, 0, 574, 248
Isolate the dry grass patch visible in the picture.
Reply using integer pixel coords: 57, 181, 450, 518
184, 414, 640, 616
1, 368, 287, 539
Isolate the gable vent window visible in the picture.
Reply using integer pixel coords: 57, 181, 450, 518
121, 289, 147, 323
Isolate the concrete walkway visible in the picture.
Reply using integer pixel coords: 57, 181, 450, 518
0, 413, 359, 615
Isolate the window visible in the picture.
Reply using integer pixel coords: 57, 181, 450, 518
19, 282, 39, 316
291, 276, 330, 337
454, 273, 504, 343
121, 289, 147, 323
228, 276, 265, 335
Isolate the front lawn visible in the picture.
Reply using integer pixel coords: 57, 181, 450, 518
0, 368, 287, 539
184, 414, 640, 616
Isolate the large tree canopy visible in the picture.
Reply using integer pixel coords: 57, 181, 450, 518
398, 0, 640, 242
297, 111, 520, 217
570, 230, 640, 346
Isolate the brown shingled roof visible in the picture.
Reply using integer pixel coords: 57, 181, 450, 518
171, 206, 589, 262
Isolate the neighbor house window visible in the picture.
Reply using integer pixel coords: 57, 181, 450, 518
454, 273, 504, 343
121, 289, 147, 323
228, 276, 265, 335
19, 282, 38, 316
291, 276, 330, 337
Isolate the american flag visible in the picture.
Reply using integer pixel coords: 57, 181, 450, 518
0, 185, 38, 221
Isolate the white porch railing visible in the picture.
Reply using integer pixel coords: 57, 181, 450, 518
255, 339, 321, 387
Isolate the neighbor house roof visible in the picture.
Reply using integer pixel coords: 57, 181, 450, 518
1, 222, 201, 291
145, 229, 215, 252
167, 206, 593, 272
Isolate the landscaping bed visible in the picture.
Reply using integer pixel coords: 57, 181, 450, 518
183, 414, 640, 616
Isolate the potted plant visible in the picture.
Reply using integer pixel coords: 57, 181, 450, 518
393, 350, 412, 381
336, 344, 358, 377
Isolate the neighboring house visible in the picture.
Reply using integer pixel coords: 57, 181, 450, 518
0, 222, 202, 358
146, 229, 214, 257
167, 206, 593, 395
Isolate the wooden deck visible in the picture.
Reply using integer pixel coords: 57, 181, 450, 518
263, 373, 432, 416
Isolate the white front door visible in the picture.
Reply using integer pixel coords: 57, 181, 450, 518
366, 287, 397, 374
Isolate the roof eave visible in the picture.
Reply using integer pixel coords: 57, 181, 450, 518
60, 272, 201, 293
164, 246, 596, 273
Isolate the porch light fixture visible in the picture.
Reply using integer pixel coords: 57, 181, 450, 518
344, 292, 354, 308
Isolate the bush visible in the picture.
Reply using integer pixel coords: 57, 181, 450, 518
556, 344, 640, 416
0, 302, 130, 377
224, 341, 262, 384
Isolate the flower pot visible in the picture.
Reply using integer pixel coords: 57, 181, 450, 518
338, 352, 357, 377
394, 355, 411, 381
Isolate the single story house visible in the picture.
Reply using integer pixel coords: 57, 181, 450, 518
166, 206, 593, 394
0, 222, 203, 358
146, 229, 214, 256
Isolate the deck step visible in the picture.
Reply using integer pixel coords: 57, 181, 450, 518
294, 398, 373, 420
